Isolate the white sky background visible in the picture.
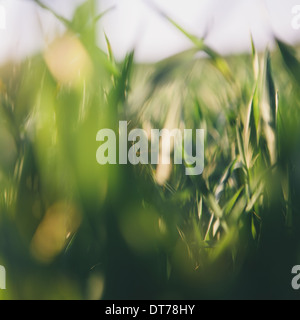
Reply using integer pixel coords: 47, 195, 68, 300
0, 0, 300, 63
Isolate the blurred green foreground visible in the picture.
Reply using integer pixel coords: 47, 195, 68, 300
1, 1, 300, 299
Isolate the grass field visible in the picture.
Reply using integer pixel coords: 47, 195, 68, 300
1, 1, 300, 299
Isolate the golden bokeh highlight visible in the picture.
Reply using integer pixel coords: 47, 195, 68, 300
44, 33, 92, 86
30, 202, 81, 263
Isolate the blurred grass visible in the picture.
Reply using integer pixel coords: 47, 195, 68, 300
0, 0, 300, 299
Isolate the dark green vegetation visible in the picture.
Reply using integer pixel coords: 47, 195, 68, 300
0, 1, 300, 299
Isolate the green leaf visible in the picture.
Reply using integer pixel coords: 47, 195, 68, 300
104, 33, 115, 65
265, 51, 276, 129
220, 159, 238, 186
251, 214, 257, 240
245, 84, 260, 149
246, 182, 264, 213
204, 194, 223, 219
146, 1, 233, 81
34, 0, 71, 28
109, 51, 135, 109
277, 38, 300, 86
224, 187, 244, 216
94, 6, 115, 24
236, 124, 247, 168
71, 1, 93, 32
261, 50, 277, 165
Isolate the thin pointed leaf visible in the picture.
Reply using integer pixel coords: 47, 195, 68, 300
34, 0, 71, 27
94, 6, 115, 24
204, 194, 223, 219
224, 187, 244, 216
145, 1, 233, 80
104, 33, 116, 65
277, 38, 300, 86
265, 51, 276, 128
246, 183, 264, 212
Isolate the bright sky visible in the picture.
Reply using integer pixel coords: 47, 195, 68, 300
0, 0, 300, 63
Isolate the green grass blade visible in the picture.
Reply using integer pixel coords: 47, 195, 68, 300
277, 38, 300, 86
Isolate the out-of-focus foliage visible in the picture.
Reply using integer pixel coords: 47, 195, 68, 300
0, 0, 300, 299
